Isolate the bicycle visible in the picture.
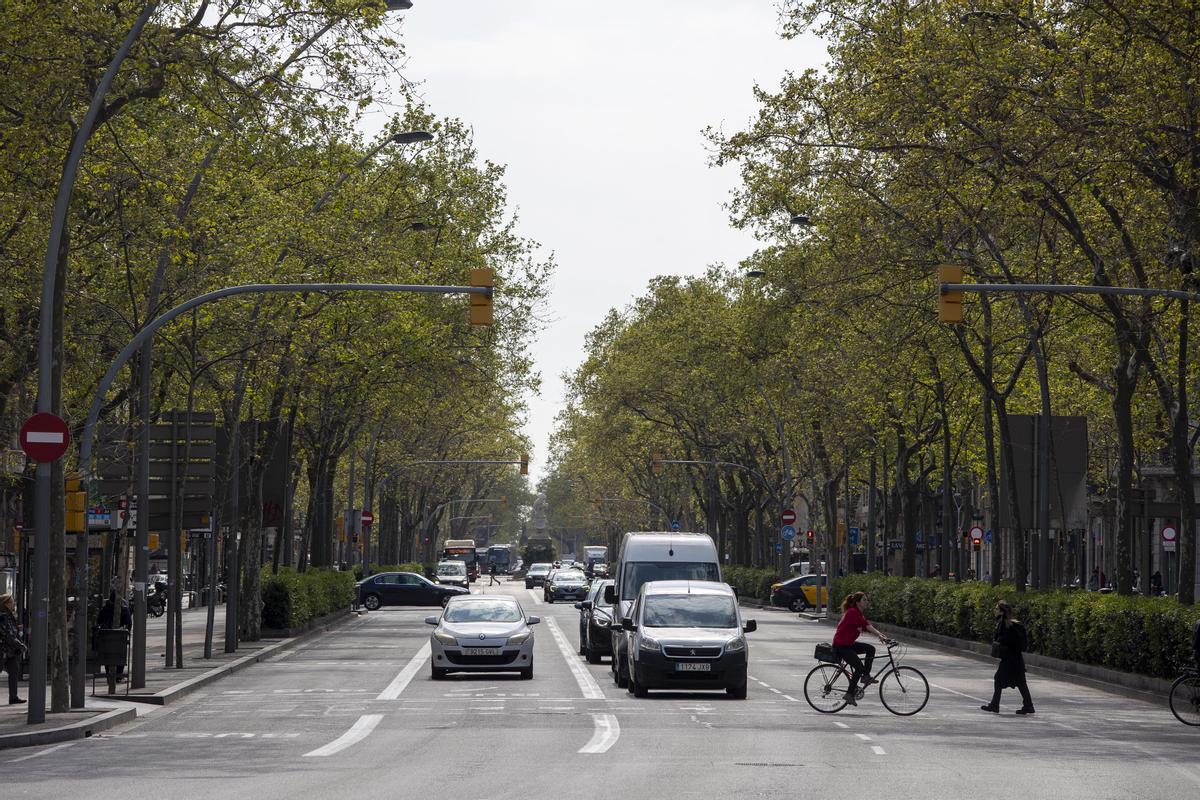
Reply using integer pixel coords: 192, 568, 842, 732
804, 639, 930, 716
1169, 667, 1199, 726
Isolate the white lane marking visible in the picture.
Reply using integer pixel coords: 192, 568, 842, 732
871, 745, 886, 755
833, 721, 850, 729
929, 681, 989, 704
768, 687, 782, 694
782, 694, 799, 702
6, 741, 77, 763
856, 733, 872, 741
579, 713, 621, 754
377, 642, 432, 700
545, 617, 604, 700
302, 714, 383, 758
527, 589, 543, 606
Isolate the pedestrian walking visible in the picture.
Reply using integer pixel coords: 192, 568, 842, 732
832, 591, 890, 707
488, 562, 499, 586
95, 590, 132, 695
981, 600, 1034, 715
0, 593, 26, 705
1150, 571, 1163, 596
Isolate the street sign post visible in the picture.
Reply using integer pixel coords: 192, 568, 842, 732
780, 508, 796, 526
848, 526, 859, 546
19, 413, 70, 462
1162, 524, 1177, 552
781, 525, 796, 541
775, 542, 783, 554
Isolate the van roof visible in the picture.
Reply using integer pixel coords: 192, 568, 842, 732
641, 580, 733, 597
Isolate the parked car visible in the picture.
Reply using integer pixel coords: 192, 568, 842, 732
544, 569, 587, 603
425, 595, 539, 679
435, 560, 470, 590
356, 572, 468, 610
622, 580, 755, 699
525, 563, 552, 589
770, 574, 828, 611
576, 579, 615, 663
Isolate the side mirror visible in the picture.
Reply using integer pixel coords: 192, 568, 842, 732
603, 585, 616, 604
424, 616, 438, 625
743, 620, 757, 633
730, 586, 739, 598
527, 616, 541, 625
580, 600, 593, 610
621, 617, 636, 632
573, 602, 583, 610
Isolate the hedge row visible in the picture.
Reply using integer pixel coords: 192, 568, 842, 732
831, 574, 1200, 679
724, 567, 781, 603
261, 567, 356, 630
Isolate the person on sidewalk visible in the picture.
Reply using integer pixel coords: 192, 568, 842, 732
832, 591, 891, 707
0, 593, 26, 705
96, 590, 132, 695
488, 563, 499, 586
981, 600, 1034, 715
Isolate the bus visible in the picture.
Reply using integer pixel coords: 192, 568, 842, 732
442, 539, 479, 581
487, 543, 515, 573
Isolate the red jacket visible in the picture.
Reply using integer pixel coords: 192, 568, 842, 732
833, 606, 869, 647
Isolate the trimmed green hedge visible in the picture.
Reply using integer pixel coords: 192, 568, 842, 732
831, 574, 1200, 679
262, 567, 356, 630
724, 566, 781, 603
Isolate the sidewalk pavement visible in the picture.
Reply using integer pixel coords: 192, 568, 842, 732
0, 604, 354, 749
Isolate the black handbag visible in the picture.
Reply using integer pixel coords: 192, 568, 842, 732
990, 641, 1006, 659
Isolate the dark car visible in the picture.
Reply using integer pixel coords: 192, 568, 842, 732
623, 580, 756, 699
770, 574, 829, 611
356, 572, 468, 610
575, 579, 615, 663
524, 563, 552, 589
544, 569, 587, 603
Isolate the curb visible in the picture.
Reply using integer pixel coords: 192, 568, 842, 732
124, 609, 357, 706
0, 706, 137, 751
808, 615, 1176, 707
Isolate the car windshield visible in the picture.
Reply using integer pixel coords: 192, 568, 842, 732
621, 562, 720, 600
530, 564, 550, 574
642, 595, 737, 628
443, 600, 523, 623
437, 564, 465, 576
554, 571, 585, 582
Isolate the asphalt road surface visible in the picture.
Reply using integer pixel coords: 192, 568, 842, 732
4, 580, 1198, 799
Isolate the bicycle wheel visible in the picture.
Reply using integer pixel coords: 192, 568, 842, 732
1169, 672, 1200, 726
804, 663, 851, 713
879, 666, 929, 716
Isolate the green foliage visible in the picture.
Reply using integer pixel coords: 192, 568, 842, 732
261, 568, 355, 630
724, 566, 780, 603
832, 575, 1200, 679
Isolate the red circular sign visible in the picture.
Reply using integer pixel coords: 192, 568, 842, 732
780, 508, 797, 526
19, 412, 70, 462
361, 510, 374, 526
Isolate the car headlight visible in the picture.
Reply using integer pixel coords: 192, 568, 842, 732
507, 631, 532, 645
638, 634, 661, 653
725, 636, 746, 652
771, 583, 781, 591
433, 630, 457, 645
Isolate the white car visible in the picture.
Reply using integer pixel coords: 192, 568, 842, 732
435, 560, 470, 590
426, 595, 540, 680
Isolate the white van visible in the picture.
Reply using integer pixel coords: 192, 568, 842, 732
603, 532, 720, 688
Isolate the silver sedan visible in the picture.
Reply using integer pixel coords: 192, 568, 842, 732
426, 595, 540, 680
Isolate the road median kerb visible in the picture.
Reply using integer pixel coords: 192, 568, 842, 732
0, 706, 137, 751
124, 607, 357, 706
805, 613, 1176, 707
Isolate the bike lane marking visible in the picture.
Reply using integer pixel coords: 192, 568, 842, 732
5, 741, 77, 763
544, 616, 618, 754
376, 642, 432, 700
302, 714, 383, 758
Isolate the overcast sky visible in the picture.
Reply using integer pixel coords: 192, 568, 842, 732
395, 1, 826, 482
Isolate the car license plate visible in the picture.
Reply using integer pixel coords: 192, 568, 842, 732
463, 647, 501, 656
675, 662, 711, 672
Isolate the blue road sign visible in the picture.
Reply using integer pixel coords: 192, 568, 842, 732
915, 531, 924, 544
984, 530, 992, 544
781, 525, 796, 541
670, 520, 681, 531
929, 535, 936, 548
848, 526, 859, 546
775, 542, 783, 554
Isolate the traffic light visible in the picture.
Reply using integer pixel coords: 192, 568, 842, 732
501, 495, 508, 507
651, 453, 663, 476
469, 267, 494, 326
972, 536, 982, 551
806, 530, 815, 543
519, 453, 529, 475
938, 264, 964, 324
593, 495, 601, 511
65, 473, 86, 533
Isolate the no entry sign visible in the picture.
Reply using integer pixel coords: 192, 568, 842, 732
781, 508, 797, 526
361, 510, 374, 527
19, 413, 70, 462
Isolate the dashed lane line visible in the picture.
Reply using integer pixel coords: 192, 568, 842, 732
871, 746, 886, 755
6, 741, 77, 763
302, 714, 383, 758
833, 721, 850, 729
579, 714, 621, 754
856, 734, 872, 741
527, 589, 543, 606
929, 681, 989, 704
376, 642, 432, 700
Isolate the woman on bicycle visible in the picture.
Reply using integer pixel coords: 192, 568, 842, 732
832, 591, 890, 706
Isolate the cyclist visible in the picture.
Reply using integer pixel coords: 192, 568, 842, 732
832, 591, 891, 706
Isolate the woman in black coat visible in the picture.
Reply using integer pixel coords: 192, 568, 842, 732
981, 600, 1034, 715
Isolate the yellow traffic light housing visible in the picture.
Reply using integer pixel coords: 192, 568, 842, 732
593, 495, 601, 510
938, 265, 964, 324
519, 453, 529, 475
65, 473, 86, 533
501, 495, 508, 507
469, 267, 494, 326
650, 453, 663, 476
